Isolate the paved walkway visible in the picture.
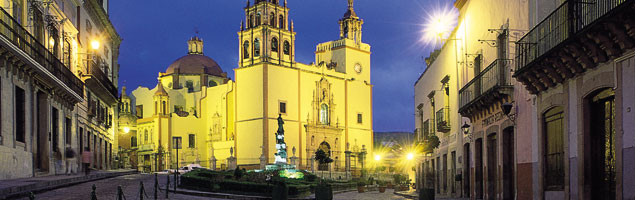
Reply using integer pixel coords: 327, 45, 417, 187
333, 189, 410, 200
394, 189, 470, 200
0, 169, 137, 199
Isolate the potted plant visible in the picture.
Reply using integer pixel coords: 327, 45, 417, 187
387, 181, 394, 189
357, 180, 367, 193
378, 181, 387, 193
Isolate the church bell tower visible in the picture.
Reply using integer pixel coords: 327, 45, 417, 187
238, 0, 296, 68
339, 0, 363, 44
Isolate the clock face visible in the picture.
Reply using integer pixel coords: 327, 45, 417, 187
354, 63, 362, 73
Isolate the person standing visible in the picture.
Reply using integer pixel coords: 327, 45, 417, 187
82, 147, 91, 175
65, 144, 76, 175
54, 148, 62, 174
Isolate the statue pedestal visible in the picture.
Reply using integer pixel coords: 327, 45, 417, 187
289, 156, 298, 166
227, 156, 237, 170
259, 154, 266, 170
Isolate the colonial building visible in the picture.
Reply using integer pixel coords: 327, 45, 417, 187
0, 0, 120, 180
515, 0, 635, 199
121, 0, 373, 173
414, 0, 529, 198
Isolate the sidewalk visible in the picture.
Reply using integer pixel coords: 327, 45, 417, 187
0, 169, 137, 199
394, 189, 470, 200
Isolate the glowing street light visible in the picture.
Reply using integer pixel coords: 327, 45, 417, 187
420, 4, 459, 46
375, 155, 381, 161
406, 153, 415, 160
91, 40, 100, 50
123, 127, 130, 134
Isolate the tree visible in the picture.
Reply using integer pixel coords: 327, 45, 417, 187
314, 149, 334, 165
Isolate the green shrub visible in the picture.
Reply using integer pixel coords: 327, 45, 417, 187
306, 174, 317, 182
315, 180, 333, 200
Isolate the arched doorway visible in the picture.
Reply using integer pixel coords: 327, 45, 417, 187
318, 142, 331, 171
585, 88, 616, 200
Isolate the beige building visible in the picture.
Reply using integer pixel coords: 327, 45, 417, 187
516, 0, 635, 199
0, 0, 120, 180
120, 0, 374, 174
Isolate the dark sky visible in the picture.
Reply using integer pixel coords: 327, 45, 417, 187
111, 0, 451, 132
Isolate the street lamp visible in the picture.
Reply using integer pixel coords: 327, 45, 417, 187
461, 122, 470, 135
123, 127, 130, 134
375, 154, 381, 161
406, 153, 415, 160
91, 40, 100, 50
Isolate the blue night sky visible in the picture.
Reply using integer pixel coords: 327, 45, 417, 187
111, 0, 452, 132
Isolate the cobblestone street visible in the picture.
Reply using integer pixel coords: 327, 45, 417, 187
14, 174, 218, 200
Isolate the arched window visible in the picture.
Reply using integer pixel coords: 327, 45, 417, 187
162, 101, 166, 114
283, 41, 290, 55
271, 37, 278, 52
254, 38, 261, 57
249, 14, 254, 28
208, 80, 217, 87
320, 104, 329, 125
543, 106, 564, 190
131, 136, 137, 147
256, 13, 261, 26
243, 41, 250, 59
279, 15, 284, 29
270, 12, 276, 27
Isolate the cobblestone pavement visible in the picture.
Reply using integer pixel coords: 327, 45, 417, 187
334, 190, 411, 200
14, 173, 220, 200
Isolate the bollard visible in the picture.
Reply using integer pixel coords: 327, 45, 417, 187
29, 192, 35, 200
154, 174, 158, 200
91, 184, 97, 200
117, 186, 123, 200
165, 174, 170, 198
139, 181, 145, 200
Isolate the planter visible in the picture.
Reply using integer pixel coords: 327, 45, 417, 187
387, 183, 394, 189
378, 186, 386, 193
357, 186, 365, 193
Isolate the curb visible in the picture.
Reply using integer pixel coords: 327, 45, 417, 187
394, 191, 418, 199
0, 170, 138, 199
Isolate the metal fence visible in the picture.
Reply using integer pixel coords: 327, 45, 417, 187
515, 0, 629, 72
459, 59, 513, 110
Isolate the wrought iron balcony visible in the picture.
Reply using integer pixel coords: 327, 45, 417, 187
0, 7, 83, 97
436, 107, 451, 133
85, 59, 118, 104
515, 0, 635, 94
138, 143, 155, 152
459, 59, 513, 117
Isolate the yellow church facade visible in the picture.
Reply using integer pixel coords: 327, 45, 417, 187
120, 0, 373, 172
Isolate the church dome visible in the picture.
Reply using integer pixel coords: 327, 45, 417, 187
164, 37, 224, 77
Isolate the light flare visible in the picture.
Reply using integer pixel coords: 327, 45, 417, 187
420, 2, 459, 47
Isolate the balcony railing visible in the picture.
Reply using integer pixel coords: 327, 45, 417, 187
138, 143, 154, 152
459, 59, 513, 115
516, 0, 629, 72
87, 59, 118, 99
436, 107, 451, 133
0, 7, 83, 96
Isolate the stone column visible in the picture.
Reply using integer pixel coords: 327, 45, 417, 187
227, 156, 237, 170
345, 151, 351, 172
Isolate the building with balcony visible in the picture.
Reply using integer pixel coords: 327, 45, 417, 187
120, 0, 373, 174
0, 0, 120, 180
414, 0, 531, 199
514, 0, 635, 199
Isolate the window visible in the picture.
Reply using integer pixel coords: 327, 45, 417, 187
86, 20, 92, 34
186, 80, 194, 92
32, 6, 44, 41
208, 80, 217, 87
189, 134, 195, 148
136, 105, 144, 118
279, 102, 286, 114
544, 106, 564, 190
65, 117, 72, 145
279, 15, 284, 29
256, 13, 261, 25
243, 41, 250, 59
131, 136, 137, 147
320, 104, 329, 125
63, 37, 71, 68
357, 113, 363, 124
12, 0, 22, 24
52, 107, 59, 152
144, 130, 149, 143
249, 14, 254, 28
15, 86, 25, 143
283, 41, 290, 55
162, 101, 167, 114
271, 37, 278, 52
269, 12, 275, 27
254, 39, 260, 57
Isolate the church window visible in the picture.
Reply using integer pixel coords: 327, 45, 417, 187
254, 39, 261, 57
188, 134, 195, 148
186, 80, 194, 92
279, 101, 286, 114
279, 15, 284, 29
243, 41, 250, 59
249, 14, 254, 28
270, 12, 275, 27
144, 130, 148, 143
162, 101, 167, 114
208, 80, 217, 87
256, 13, 261, 26
357, 113, 363, 124
283, 41, 290, 55
271, 37, 278, 52
320, 104, 329, 125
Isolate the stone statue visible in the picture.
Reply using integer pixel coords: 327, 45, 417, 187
292, 146, 296, 156
274, 114, 288, 164
230, 147, 234, 157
